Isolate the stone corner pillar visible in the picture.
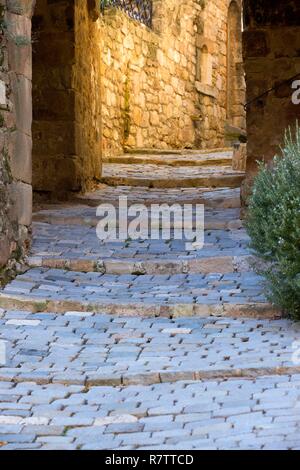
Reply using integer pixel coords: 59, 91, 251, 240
242, 0, 300, 206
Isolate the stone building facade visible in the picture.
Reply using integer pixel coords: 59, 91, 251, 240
100, 0, 245, 155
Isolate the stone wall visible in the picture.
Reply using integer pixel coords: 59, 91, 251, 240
242, 0, 300, 201
0, 0, 103, 280
32, 0, 77, 193
100, 0, 245, 155
73, 0, 102, 189
195, 0, 245, 147
32, 0, 101, 195
0, 0, 33, 282
227, 0, 245, 129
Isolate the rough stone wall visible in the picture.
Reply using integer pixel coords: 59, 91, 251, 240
73, 0, 102, 189
0, 0, 102, 280
32, 0, 77, 194
100, 1, 197, 155
227, 0, 245, 129
195, 0, 244, 147
32, 0, 101, 195
242, 0, 300, 201
0, 0, 33, 282
101, 0, 244, 155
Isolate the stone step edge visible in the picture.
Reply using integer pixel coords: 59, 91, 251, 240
26, 254, 254, 275
74, 193, 241, 209
0, 293, 280, 319
123, 146, 232, 155
99, 175, 245, 189
0, 365, 297, 388
32, 215, 242, 231
103, 155, 232, 167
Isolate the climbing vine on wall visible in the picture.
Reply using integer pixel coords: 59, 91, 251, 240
100, 0, 153, 28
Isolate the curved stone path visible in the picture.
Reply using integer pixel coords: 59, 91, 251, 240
0, 309, 300, 450
0, 150, 300, 450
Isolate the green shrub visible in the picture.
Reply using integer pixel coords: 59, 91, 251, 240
246, 124, 300, 320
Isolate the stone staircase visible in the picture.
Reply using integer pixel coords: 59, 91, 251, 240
2, 149, 299, 452
99, 165, 244, 189
103, 148, 233, 166
0, 149, 277, 319
100, 149, 245, 188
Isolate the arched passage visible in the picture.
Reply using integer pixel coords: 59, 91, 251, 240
32, 0, 102, 197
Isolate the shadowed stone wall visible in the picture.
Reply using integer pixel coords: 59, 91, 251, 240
32, 0, 102, 195
1, 0, 102, 280
32, 0, 77, 193
0, 0, 34, 282
242, 0, 300, 202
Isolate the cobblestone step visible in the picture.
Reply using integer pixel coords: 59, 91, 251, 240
28, 254, 254, 275
33, 206, 242, 230
0, 269, 277, 319
1, 145, 298, 449
28, 220, 252, 275
100, 163, 245, 189
75, 187, 241, 209
0, 311, 296, 387
103, 150, 233, 167
1, 373, 300, 450
123, 147, 231, 155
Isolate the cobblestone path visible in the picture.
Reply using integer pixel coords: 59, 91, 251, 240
0, 150, 300, 450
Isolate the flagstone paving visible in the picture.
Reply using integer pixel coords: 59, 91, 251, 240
75, 186, 241, 208
33, 206, 242, 229
0, 268, 274, 318
1, 149, 300, 450
0, 311, 300, 385
0, 372, 300, 449
100, 163, 245, 188
27, 219, 251, 275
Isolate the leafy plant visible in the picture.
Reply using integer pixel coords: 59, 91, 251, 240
246, 123, 300, 320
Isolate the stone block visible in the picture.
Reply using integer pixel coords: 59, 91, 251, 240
10, 131, 32, 184
0, 237, 10, 268
7, 12, 32, 79
0, 80, 7, 108
243, 31, 270, 58
6, 0, 35, 18
232, 143, 247, 171
10, 73, 32, 136
9, 181, 32, 227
